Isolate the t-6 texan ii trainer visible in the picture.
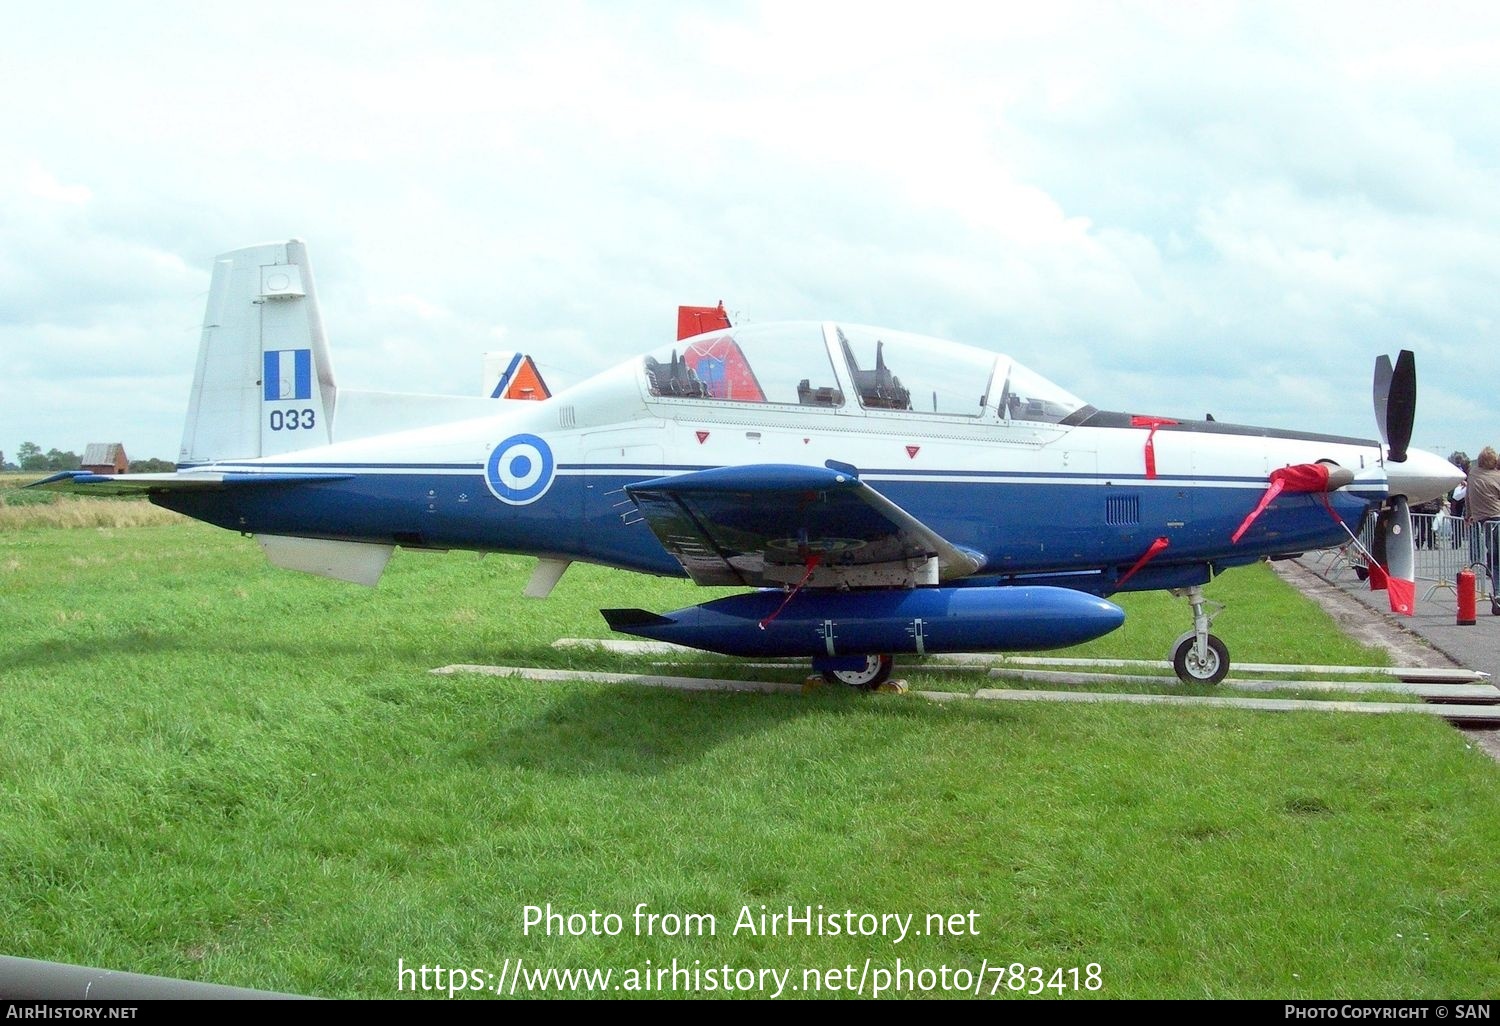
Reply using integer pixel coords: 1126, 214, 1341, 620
34, 240, 1461, 687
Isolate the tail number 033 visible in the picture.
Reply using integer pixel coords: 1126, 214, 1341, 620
269, 409, 317, 431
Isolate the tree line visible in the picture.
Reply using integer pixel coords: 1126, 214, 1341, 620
3, 442, 175, 474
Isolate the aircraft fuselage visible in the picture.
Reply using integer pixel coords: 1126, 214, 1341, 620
157, 332, 1450, 597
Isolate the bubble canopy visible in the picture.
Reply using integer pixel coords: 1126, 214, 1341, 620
640, 322, 1090, 424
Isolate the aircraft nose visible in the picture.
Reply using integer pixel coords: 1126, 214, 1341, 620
1386, 449, 1464, 504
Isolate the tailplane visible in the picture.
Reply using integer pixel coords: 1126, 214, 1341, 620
179, 239, 336, 465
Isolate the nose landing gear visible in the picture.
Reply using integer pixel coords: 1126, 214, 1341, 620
1168, 584, 1229, 684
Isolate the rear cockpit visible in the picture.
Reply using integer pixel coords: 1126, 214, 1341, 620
639, 322, 1092, 425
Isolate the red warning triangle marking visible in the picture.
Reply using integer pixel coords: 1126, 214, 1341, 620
696, 431, 710, 444
906, 445, 920, 459
803, 438, 810, 444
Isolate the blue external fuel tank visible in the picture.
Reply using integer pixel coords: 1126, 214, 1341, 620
602, 586, 1125, 658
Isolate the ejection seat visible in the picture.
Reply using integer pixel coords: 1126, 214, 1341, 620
645, 351, 711, 398
840, 338, 911, 410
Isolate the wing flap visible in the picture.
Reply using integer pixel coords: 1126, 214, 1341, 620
626, 463, 985, 588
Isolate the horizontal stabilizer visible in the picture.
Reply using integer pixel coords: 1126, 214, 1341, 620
28, 470, 353, 496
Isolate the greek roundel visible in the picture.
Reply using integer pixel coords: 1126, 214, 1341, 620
484, 434, 555, 505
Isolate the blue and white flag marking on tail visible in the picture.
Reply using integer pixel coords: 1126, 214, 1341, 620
264, 349, 313, 402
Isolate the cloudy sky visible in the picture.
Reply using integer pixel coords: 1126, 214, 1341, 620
3, 1, 1496, 464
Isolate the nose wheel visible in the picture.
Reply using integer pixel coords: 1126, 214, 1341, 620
1170, 632, 1229, 684
1168, 584, 1229, 684
820, 654, 894, 690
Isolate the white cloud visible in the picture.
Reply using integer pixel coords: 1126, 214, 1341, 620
2, 1, 1498, 461
25, 163, 92, 205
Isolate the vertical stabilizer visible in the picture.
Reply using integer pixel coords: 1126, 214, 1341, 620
179, 239, 336, 465
482, 351, 552, 401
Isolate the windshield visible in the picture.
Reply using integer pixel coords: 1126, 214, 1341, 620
996, 359, 1090, 424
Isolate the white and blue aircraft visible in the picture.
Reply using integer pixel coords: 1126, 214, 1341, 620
35, 240, 1461, 687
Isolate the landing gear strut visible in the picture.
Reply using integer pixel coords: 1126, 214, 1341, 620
1168, 585, 1229, 684
819, 654, 894, 690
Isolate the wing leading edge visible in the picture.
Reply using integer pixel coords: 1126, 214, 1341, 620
625, 462, 986, 588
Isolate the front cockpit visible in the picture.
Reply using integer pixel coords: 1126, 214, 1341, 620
639, 322, 1093, 426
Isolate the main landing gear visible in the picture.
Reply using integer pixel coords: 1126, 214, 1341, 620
1168, 584, 1229, 685
819, 654, 894, 690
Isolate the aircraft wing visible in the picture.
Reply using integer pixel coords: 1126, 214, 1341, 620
625, 463, 986, 588
26, 470, 354, 495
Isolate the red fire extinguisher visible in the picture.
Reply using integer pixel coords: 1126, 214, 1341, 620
1457, 568, 1477, 626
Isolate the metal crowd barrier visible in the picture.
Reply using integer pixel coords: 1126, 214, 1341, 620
1320, 510, 1499, 602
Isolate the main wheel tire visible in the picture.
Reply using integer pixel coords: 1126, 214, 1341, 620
1171, 634, 1229, 685
822, 654, 894, 691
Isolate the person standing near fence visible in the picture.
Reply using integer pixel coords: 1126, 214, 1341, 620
1464, 447, 1500, 615
1412, 496, 1441, 548
1449, 453, 1469, 550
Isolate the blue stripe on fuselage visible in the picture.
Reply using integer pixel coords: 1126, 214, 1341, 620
152, 462, 1371, 584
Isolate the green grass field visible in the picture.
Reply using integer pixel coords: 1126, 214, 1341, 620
2, 510, 1497, 999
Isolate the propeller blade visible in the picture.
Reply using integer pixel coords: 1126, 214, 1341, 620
1385, 350, 1415, 463
1383, 496, 1415, 615
1372, 354, 1393, 454
1369, 505, 1390, 592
